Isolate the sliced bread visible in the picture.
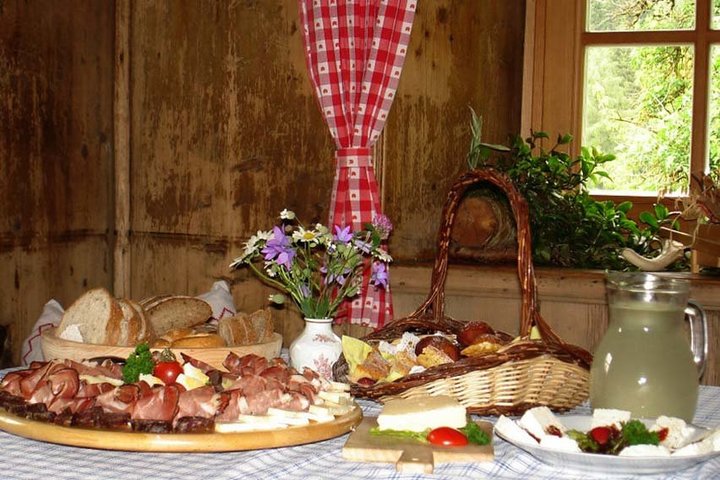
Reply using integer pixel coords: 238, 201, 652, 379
218, 308, 274, 346
58, 288, 123, 345
127, 298, 153, 343
145, 296, 212, 336
112, 298, 154, 347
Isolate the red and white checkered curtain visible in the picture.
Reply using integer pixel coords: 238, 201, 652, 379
298, 0, 417, 328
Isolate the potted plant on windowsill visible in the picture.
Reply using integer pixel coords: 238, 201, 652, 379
457, 110, 685, 272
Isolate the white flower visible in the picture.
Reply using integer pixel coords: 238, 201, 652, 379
231, 230, 272, 266
280, 209, 296, 220
372, 249, 393, 263
292, 227, 319, 243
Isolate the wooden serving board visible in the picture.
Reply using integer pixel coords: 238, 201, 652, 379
41, 327, 283, 370
342, 417, 494, 474
0, 404, 362, 452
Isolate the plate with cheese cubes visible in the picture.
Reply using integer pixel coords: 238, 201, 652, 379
494, 407, 720, 474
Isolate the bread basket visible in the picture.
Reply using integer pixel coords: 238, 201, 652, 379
333, 168, 592, 415
41, 327, 283, 370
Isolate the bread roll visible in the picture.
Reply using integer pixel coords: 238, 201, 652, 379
150, 327, 194, 348
170, 333, 226, 348
58, 288, 124, 345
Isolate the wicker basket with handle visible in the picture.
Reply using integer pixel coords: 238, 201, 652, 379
333, 168, 593, 415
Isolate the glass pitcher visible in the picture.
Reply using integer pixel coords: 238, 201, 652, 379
590, 272, 707, 421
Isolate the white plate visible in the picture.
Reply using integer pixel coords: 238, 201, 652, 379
495, 415, 719, 475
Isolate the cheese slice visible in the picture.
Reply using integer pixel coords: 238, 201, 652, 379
519, 406, 565, 440
79, 374, 124, 387
318, 390, 351, 405
215, 421, 287, 433
376, 395, 466, 432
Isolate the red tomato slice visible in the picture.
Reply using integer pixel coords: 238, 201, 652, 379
427, 427, 469, 446
153, 361, 183, 385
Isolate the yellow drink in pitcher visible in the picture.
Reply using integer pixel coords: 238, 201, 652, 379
590, 300, 699, 421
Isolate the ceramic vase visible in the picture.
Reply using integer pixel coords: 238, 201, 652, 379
289, 317, 342, 380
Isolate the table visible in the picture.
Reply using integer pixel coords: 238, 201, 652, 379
0, 379, 718, 480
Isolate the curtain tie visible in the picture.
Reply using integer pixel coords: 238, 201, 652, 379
336, 148, 373, 168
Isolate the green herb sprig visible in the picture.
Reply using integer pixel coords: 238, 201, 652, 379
460, 421, 491, 446
122, 343, 154, 383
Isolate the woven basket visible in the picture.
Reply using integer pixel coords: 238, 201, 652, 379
333, 168, 593, 415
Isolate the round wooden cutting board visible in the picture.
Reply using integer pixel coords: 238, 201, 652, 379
0, 405, 362, 452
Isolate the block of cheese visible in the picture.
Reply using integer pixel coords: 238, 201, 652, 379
591, 408, 631, 430
376, 395, 467, 433
518, 406, 566, 440
495, 415, 538, 447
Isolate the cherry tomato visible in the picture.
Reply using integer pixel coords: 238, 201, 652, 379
589, 426, 612, 446
153, 361, 183, 385
427, 427, 469, 446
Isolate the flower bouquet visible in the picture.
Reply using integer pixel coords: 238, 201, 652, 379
230, 209, 393, 377
229, 209, 393, 320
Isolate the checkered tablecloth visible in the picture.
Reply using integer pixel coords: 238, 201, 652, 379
0, 375, 718, 480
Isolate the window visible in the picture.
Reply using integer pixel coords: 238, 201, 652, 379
524, 0, 720, 200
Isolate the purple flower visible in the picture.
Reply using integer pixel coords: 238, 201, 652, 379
353, 239, 372, 254
299, 284, 311, 298
372, 214, 393, 240
262, 226, 295, 269
333, 225, 353, 244
370, 262, 389, 289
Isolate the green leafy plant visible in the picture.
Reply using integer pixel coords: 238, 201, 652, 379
467, 110, 684, 270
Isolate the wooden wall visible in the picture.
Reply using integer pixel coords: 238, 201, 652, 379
121, 1, 526, 340
0, 1, 115, 362
0, 0, 526, 363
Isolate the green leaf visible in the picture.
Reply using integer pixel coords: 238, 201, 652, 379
639, 211, 659, 228
369, 427, 429, 443
558, 133, 573, 144
654, 203, 669, 220
460, 421, 491, 446
478, 142, 512, 152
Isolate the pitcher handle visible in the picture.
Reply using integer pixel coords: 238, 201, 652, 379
686, 300, 708, 379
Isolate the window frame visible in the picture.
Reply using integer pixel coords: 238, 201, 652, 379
522, 0, 720, 207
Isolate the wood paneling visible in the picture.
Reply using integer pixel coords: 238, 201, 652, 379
385, 1, 526, 261
123, 1, 525, 302
0, 1, 114, 362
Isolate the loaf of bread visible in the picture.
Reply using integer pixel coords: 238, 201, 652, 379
218, 308, 274, 346
114, 299, 153, 346
143, 296, 212, 335
58, 289, 155, 346
58, 288, 125, 344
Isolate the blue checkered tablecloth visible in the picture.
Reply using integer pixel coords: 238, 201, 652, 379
0, 370, 718, 480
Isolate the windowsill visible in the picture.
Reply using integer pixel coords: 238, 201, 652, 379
392, 262, 720, 308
